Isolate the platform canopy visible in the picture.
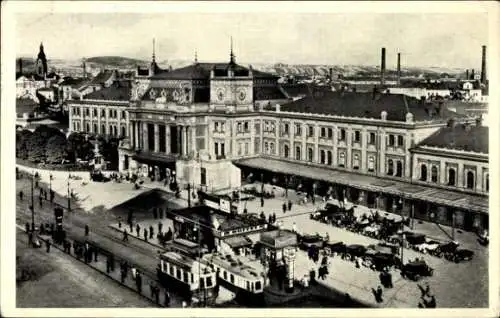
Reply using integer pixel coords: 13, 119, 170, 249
234, 156, 488, 214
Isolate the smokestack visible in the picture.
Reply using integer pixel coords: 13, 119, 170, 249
466, 69, 469, 80
380, 47, 386, 86
481, 45, 487, 84
397, 52, 401, 86
471, 69, 475, 80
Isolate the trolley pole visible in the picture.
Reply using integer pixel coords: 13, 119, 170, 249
31, 171, 35, 231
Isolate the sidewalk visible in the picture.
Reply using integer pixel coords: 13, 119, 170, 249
108, 218, 174, 250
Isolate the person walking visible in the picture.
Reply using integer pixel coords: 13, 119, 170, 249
39, 195, 43, 208
144, 228, 148, 241
164, 290, 170, 307
272, 213, 277, 224
45, 239, 51, 253
123, 229, 129, 242
260, 196, 264, 208
282, 202, 287, 214
19, 190, 23, 201
136, 272, 143, 294
149, 225, 154, 239
136, 224, 140, 237
85, 224, 90, 236
288, 199, 292, 211
158, 222, 163, 234
154, 286, 160, 304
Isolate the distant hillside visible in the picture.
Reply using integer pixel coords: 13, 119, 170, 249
86, 56, 148, 68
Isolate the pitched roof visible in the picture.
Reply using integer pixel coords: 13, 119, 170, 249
60, 77, 89, 87
416, 124, 488, 154
150, 62, 277, 80
89, 70, 115, 85
279, 91, 465, 122
83, 81, 131, 101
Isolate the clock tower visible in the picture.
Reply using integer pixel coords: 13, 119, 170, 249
35, 42, 48, 77
209, 40, 254, 112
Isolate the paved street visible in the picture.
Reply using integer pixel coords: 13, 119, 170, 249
16, 167, 488, 308
16, 228, 153, 308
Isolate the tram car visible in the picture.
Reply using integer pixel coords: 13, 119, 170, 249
157, 251, 218, 305
203, 252, 265, 306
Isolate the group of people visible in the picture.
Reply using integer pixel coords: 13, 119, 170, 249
417, 282, 437, 308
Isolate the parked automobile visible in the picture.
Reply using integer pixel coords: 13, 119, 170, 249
324, 241, 346, 256
371, 253, 403, 271
450, 249, 474, 263
344, 244, 367, 260
414, 239, 442, 254
435, 241, 459, 258
298, 234, 325, 251
400, 260, 434, 281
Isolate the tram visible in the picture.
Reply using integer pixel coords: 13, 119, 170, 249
157, 251, 218, 306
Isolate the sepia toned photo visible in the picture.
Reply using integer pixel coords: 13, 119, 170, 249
1, 1, 498, 317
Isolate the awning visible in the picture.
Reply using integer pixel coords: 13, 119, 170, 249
223, 235, 253, 248
234, 157, 488, 214
132, 151, 177, 166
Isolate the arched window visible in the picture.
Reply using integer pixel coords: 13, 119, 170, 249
93, 123, 98, 133
121, 111, 126, 119
101, 109, 106, 117
284, 144, 289, 158
270, 142, 275, 155
307, 148, 313, 162
264, 142, 269, 154
121, 126, 126, 137
431, 166, 438, 182
387, 159, 394, 175
86, 123, 90, 132
338, 152, 346, 167
295, 146, 301, 160
101, 124, 106, 134
420, 164, 428, 181
113, 125, 118, 136
368, 156, 375, 172
466, 171, 475, 189
448, 168, 456, 186
327, 151, 332, 165
320, 150, 325, 164
353, 154, 360, 170
396, 161, 403, 177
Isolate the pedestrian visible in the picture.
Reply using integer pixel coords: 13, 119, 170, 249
40, 223, 45, 235
377, 285, 383, 302
136, 224, 140, 237
144, 228, 148, 241
44, 190, 47, 201
118, 220, 122, 229
123, 229, 129, 242
164, 290, 170, 307
19, 190, 23, 201
131, 266, 137, 279
272, 213, 277, 224
268, 214, 273, 224
39, 196, 43, 208
50, 190, 54, 203
309, 268, 316, 284
282, 202, 287, 214
372, 286, 383, 303
158, 222, 163, 234
45, 239, 51, 253
387, 271, 393, 288
154, 286, 160, 304
120, 268, 126, 283
260, 197, 264, 208
355, 257, 361, 268
288, 199, 292, 211
85, 224, 89, 236
149, 225, 154, 239
136, 272, 142, 294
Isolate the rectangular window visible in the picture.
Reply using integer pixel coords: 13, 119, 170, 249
254, 123, 260, 134
295, 124, 302, 136
339, 129, 346, 141
321, 127, 326, 138
369, 132, 376, 145
221, 122, 225, 132
214, 142, 219, 156
283, 123, 289, 135
244, 122, 249, 132
183, 272, 189, 283
328, 128, 333, 139
368, 156, 375, 172
270, 143, 275, 155
388, 134, 395, 147
176, 269, 182, 280
397, 135, 404, 147
230, 274, 235, 284
200, 277, 205, 288
206, 276, 213, 288
169, 265, 174, 276
308, 126, 314, 137
237, 123, 242, 133
237, 142, 242, 155
354, 131, 361, 143
214, 122, 219, 132
221, 143, 225, 156
244, 142, 249, 155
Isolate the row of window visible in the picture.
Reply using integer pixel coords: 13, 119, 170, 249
73, 121, 126, 137
420, 164, 489, 191
236, 122, 250, 134
72, 107, 126, 119
237, 142, 250, 156
214, 121, 226, 133
214, 142, 226, 158
279, 123, 403, 147
163, 260, 213, 288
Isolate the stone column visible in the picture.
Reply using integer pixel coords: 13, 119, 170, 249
440, 161, 446, 185
457, 162, 464, 188
184, 126, 189, 157
191, 126, 197, 155
165, 125, 170, 154
143, 122, 149, 151
134, 122, 139, 149
314, 124, 319, 163
379, 130, 386, 175
177, 126, 183, 156
154, 123, 159, 152
129, 121, 134, 147
332, 126, 338, 166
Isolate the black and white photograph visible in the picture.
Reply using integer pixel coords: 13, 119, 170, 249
1, 1, 498, 317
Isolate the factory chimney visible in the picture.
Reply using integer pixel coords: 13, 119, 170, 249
465, 69, 469, 80
480, 45, 487, 84
380, 47, 386, 86
396, 52, 401, 86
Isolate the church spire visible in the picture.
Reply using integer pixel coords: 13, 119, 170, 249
152, 38, 156, 62
229, 36, 235, 64
40, 42, 44, 52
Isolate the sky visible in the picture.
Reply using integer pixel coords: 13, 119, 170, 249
15, 12, 489, 68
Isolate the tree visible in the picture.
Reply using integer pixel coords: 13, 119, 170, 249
67, 132, 94, 162
26, 125, 66, 163
98, 136, 119, 169
45, 134, 69, 163
16, 129, 33, 159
